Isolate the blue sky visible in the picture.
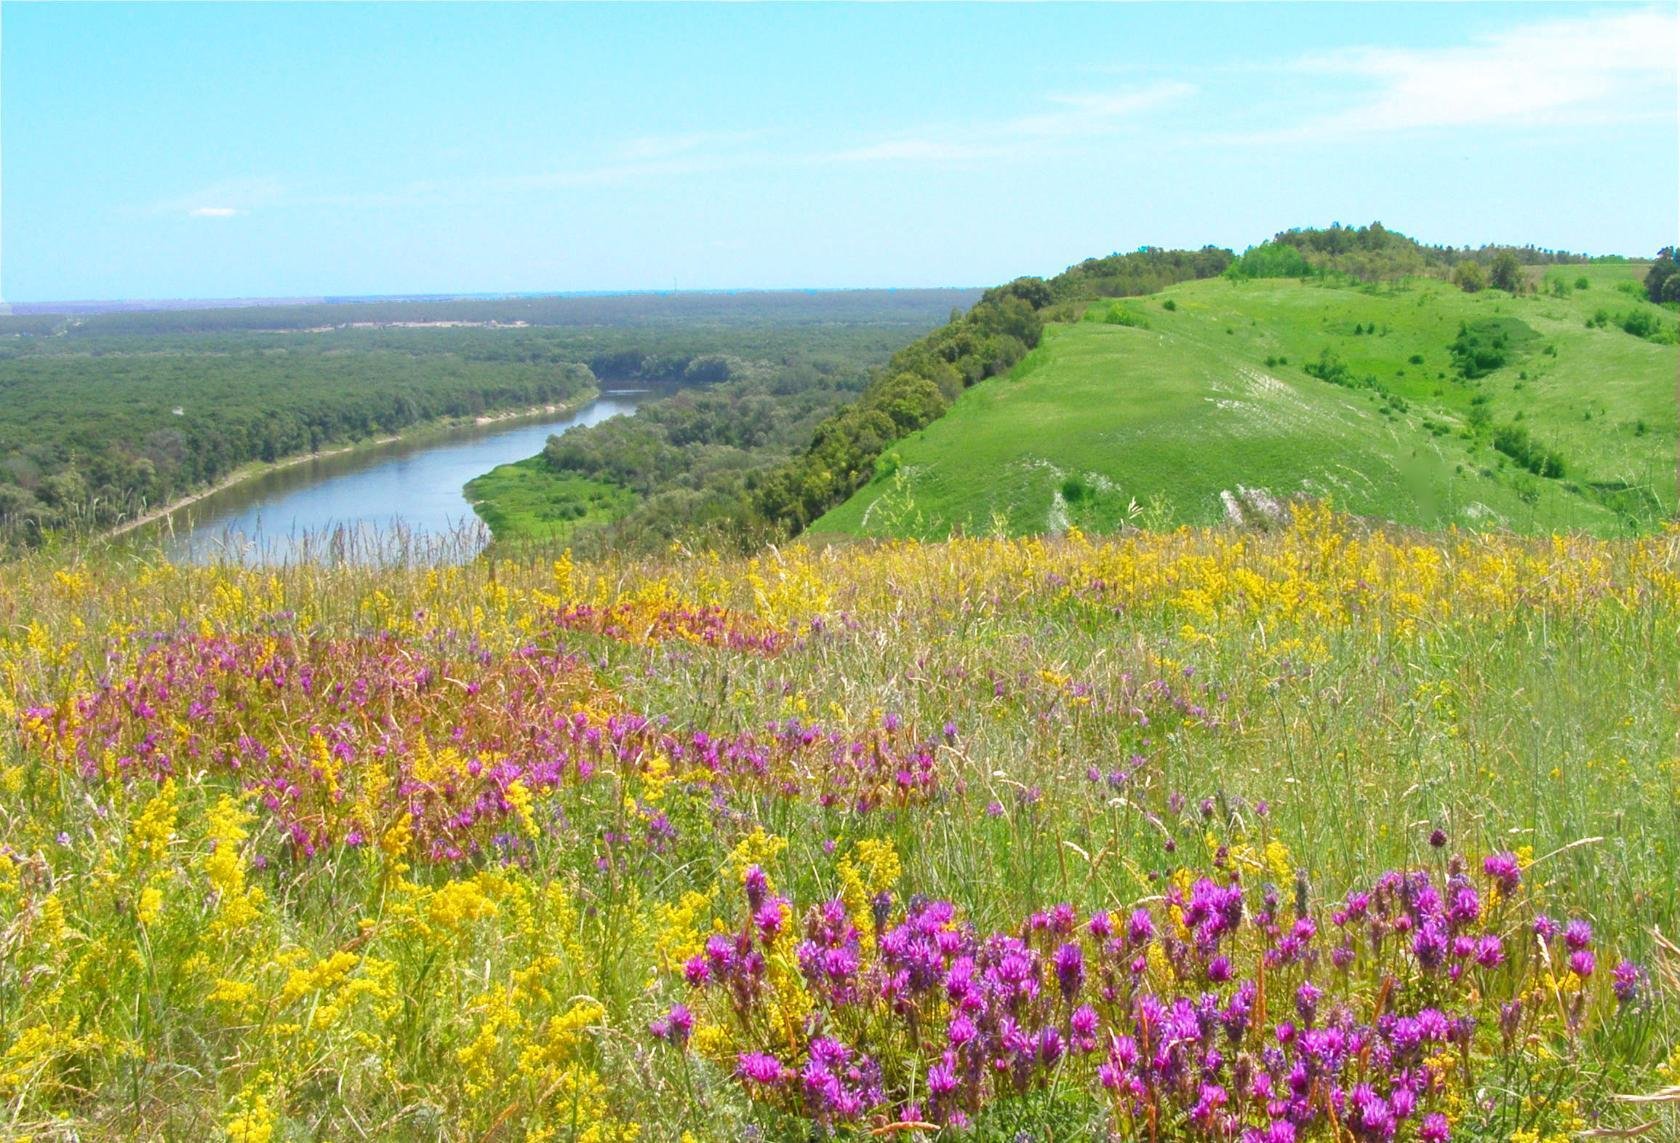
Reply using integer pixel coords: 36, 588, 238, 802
3, 2, 1675, 301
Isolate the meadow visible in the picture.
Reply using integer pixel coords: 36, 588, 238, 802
1, 505, 1676, 1139
813, 266, 1676, 541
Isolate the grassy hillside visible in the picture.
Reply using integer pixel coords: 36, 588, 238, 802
2, 519, 1676, 1136
813, 264, 1676, 539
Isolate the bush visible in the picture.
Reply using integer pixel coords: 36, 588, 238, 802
1449, 317, 1537, 379
1304, 348, 1353, 387
1453, 262, 1487, 293
1099, 303, 1150, 328
1162, 299, 1178, 312
1492, 423, 1565, 478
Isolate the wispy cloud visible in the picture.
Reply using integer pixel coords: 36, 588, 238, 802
1257, 8, 1677, 142
150, 176, 286, 218
823, 81, 1194, 164
612, 130, 766, 162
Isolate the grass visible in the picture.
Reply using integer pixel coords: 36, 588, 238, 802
0, 516, 1676, 1138
812, 265, 1676, 540
463, 457, 636, 543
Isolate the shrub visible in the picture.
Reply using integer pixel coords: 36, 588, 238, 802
1492, 423, 1566, 477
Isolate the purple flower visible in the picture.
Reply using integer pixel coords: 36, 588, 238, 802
650, 1003, 693, 1046
1127, 908, 1156, 946
1412, 920, 1448, 970
1569, 949, 1596, 978
754, 897, 788, 943
1428, 828, 1447, 848
1564, 918, 1593, 951
926, 1059, 958, 1097
1295, 981, 1322, 1025
1473, 933, 1505, 968
1533, 913, 1560, 940
1612, 959, 1644, 1003
738, 1051, 786, 1085
1052, 942, 1085, 999
1482, 852, 1521, 894
1419, 1112, 1451, 1143
1071, 1004, 1100, 1050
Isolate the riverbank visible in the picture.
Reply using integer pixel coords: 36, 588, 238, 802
108, 390, 599, 540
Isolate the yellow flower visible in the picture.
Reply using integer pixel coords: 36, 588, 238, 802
225, 1089, 276, 1143
136, 885, 164, 927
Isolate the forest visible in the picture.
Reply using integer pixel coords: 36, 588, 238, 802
0, 289, 975, 551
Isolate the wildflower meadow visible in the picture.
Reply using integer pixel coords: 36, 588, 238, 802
1, 505, 1676, 1140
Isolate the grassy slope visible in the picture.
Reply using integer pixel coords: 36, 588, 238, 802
463, 457, 635, 544
813, 265, 1676, 539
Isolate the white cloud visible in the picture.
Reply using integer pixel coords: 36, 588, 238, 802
823, 80, 1194, 164
149, 176, 286, 217
826, 138, 1014, 164
1267, 8, 1677, 141
613, 130, 765, 162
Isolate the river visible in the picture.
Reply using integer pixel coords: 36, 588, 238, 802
153, 391, 647, 563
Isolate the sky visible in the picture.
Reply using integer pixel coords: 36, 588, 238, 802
2, 2, 1676, 302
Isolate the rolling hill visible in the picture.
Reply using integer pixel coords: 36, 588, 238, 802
811, 264, 1676, 539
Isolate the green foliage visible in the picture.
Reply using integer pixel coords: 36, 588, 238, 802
1304, 348, 1354, 387
1488, 251, 1524, 293
463, 458, 635, 542
1617, 308, 1671, 342
1453, 261, 1487, 293
1449, 317, 1537, 379
1645, 247, 1680, 303
1492, 423, 1566, 478
1048, 247, 1233, 302
1094, 302, 1150, 328
1268, 221, 1594, 284
1226, 242, 1309, 279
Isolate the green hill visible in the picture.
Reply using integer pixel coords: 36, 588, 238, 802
811, 264, 1676, 539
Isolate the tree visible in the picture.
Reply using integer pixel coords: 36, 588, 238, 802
1453, 261, 1487, 293
1488, 251, 1523, 293
1644, 246, 1680, 303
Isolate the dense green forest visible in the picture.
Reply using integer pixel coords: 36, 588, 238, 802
0, 289, 974, 551
469, 355, 872, 549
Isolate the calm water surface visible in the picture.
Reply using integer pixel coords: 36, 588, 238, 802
158, 392, 646, 563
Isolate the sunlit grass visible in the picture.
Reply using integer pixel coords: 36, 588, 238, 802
1, 507, 1676, 1138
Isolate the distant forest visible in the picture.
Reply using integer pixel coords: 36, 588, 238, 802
0, 289, 975, 550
